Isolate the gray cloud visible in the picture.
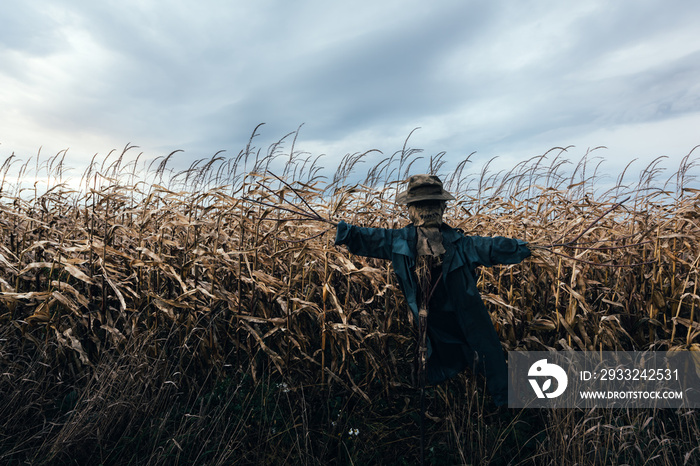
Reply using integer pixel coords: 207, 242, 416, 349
1, 0, 699, 183
0, 3, 67, 56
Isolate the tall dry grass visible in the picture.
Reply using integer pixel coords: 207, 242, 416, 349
0, 131, 699, 465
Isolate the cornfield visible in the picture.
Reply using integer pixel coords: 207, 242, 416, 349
1, 132, 699, 465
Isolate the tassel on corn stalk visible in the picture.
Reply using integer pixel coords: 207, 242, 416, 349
530, 196, 657, 268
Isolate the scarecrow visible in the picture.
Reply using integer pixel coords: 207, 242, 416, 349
334, 174, 531, 406
244, 171, 651, 464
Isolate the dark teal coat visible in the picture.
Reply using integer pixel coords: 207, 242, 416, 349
335, 221, 530, 405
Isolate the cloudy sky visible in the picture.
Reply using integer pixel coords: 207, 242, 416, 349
2, 0, 700, 187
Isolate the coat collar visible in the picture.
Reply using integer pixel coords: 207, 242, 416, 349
392, 223, 466, 274
439, 224, 465, 274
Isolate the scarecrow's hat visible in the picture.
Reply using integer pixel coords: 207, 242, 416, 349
396, 174, 455, 205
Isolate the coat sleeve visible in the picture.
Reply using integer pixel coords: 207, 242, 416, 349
464, 236, 531, 268
334, 221, 394, 260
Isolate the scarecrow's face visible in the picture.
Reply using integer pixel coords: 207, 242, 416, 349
407, 200, 446, 227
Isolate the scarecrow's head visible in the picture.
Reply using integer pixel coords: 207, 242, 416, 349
396, 174, 454, 227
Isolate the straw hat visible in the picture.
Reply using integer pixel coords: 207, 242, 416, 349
396, 174, 455, 205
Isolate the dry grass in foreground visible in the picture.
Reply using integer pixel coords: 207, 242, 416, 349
1, 137, 699, 465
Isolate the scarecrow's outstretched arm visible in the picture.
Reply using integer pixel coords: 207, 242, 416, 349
334, 221, 394, 261
466, 236, 532, 268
